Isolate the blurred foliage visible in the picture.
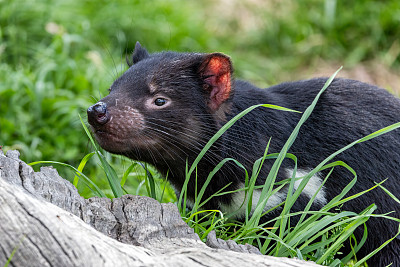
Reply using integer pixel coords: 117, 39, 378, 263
0, 0, 399, 194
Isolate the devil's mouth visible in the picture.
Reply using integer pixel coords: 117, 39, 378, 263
94, 129, 132, 146
95, 129, 107, 134
92, 129, 128, 153
92, 127, 157, 153
94, 129, 116, 140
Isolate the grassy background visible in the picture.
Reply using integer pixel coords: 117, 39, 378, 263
1, 0, 400, 197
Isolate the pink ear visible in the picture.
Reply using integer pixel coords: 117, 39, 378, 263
199, 53, 233, 111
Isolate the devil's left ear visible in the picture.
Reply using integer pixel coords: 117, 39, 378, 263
198, 53, 233, 112
127, 41, 150, 67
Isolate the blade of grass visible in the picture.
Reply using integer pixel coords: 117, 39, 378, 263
376, 183, 400, 204
4, 235, 26, 267
79, 114, 123, 198
160, 170, 169, 202
29, 160, 105, 197
137, 162, 157, 199
353, 224, 400, 267
120, 162, 137, 187
73, 152, 95, 187
341, 224, 368, 264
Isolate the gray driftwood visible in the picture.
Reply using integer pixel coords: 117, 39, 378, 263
0, 150, 321, 266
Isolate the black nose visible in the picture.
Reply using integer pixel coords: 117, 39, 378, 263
87, 102, 110, 126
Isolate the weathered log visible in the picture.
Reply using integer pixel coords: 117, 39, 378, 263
0, 150, 322, 266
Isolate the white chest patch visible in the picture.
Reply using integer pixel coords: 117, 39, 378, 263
288, 168, 327, 206
219, 185, 286, 219
218, 168, 327, 219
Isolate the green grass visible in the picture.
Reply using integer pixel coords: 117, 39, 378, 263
4, 235, 25, 267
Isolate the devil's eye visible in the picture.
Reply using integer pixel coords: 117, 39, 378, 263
154, 98, 167, 106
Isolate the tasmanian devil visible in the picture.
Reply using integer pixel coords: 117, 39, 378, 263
87, 42, 400, 266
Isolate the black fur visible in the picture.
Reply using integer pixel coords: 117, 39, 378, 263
88, 44, 400, 266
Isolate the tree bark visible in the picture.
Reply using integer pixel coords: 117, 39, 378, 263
0, 150, 322, 266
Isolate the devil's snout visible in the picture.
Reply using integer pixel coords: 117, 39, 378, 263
87, 102, 110, 127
